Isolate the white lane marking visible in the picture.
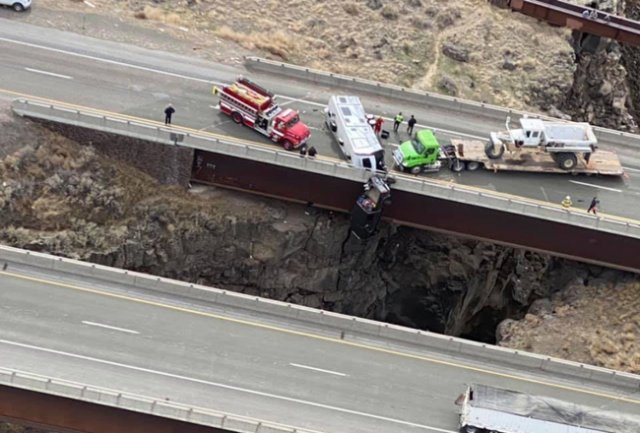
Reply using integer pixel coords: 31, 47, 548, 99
0, 339, 453, 432
84, 0, 96, 7
0, 37, 223, 85
81, 321, 139, 335
276, 95, 325, 108
623, 166, 640, 173
209, 104, 220, 110
24, 67, 73, 80
568, 180, 623, 193
278, 100, 297, 107
289, 363, 347, 377
540, 187, 549, 202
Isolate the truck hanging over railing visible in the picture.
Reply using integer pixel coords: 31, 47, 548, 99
350, 174, 393, 240
215, 77, 310, 150
457, 384, 640, 433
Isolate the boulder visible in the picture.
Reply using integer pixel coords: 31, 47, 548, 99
442, 43, 470, 62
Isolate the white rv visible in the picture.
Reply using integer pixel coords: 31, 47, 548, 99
325, 96, 386, 171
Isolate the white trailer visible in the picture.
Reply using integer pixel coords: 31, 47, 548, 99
488, 116, 599, 170
324, 95, 386, 171
457, 384, 640, 433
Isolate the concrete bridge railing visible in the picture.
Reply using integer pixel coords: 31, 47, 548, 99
0, 366, 311, 433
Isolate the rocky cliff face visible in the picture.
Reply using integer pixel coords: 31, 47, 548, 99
620, 0, 640, 122
561, 40, 637, 130
497, 274, 639, 373
555, 0, 639, 130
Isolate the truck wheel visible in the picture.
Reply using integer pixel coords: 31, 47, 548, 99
451, 159, 465, 172
282, 140, 294, 151
410, 166, 422, 175
12, 3, 25, 11
484, 142, 505, 159
231, 112, 243, 124
465, 161, 482, 171
556, 152, 578, 170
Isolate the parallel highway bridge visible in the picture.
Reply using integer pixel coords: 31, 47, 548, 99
509, 0, 640, 46
11, 97, 640, 272
1, 245, 640, 433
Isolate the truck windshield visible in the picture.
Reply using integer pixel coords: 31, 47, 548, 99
283, 115, 300, 129
411, 139, 425, 154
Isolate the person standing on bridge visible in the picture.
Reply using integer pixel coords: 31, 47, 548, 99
374, 116, 384, 136
393, 112, 404, 133
164, 103, 175, 125
587, 196, 600, 215
407, 115, 417, 136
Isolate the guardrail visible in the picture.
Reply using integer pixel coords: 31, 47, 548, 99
12, 98, 640, 241
2, 244, 640, 394
244, 57, 640, 150
0, 367, 314, 433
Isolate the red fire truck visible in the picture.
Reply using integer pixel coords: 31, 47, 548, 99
217, 78, 311, 150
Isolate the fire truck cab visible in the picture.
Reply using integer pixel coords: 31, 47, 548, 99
217, 78, 310, 150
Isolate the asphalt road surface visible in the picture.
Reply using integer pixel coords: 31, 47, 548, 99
2, 265, 640, 433
1, 19, 640, 221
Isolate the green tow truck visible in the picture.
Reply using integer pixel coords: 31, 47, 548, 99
392, 129, 468, 174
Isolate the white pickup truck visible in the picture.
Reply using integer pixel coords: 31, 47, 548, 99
487, 116, 598, 170
0, 0, 31, 11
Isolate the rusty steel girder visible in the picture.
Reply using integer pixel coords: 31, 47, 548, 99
509, 0, 640, 46
192, 150, 640, 273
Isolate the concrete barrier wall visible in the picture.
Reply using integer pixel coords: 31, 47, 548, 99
2, 244, 639, 394
11, 99, 640, 241
0, 367, 310, 433
244, 57, 640, 150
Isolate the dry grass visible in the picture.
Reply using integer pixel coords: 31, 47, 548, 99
214, 26, 299, 61
141, 5, 184, 26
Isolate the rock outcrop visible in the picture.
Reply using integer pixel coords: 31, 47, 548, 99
561, 39, 637, 130
497, 273, 640, 374
620, 0, 640, 123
